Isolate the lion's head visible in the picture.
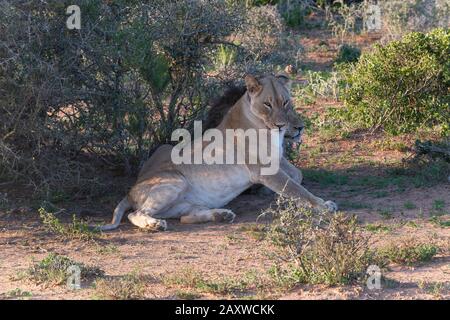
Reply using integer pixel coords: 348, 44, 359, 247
244, 74, 304, 143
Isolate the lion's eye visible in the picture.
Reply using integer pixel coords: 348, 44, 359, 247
264, 102, 272, 110
283, 100, 290, 107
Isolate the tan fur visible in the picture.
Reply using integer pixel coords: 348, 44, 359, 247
99, 74, 337, 231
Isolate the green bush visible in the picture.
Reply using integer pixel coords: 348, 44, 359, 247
337, 28, 449, 135
335, 44, 361, 64
379, 241, 439, 266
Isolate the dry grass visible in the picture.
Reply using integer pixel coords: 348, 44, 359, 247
93, 273, 152, 300
265, 196, 383, 286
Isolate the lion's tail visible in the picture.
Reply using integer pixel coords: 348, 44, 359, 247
95, 197, 131, 231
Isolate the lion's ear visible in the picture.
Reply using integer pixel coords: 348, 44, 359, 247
244, 75, 262, 95
275, 72, 292, 91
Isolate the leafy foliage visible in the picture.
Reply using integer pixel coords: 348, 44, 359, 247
337, 28, 449, 135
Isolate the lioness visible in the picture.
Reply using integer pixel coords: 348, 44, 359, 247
100, 74, 337, 231
203, 82, 304, 196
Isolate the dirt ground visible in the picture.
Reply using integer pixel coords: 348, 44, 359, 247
1, 178, 449, 300
1, 30, 449, 300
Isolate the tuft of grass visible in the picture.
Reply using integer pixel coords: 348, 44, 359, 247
264, 196, 383, 286
429, 216, 450, 228
372, 139, 409, 152
373, 191, 389, 198
93, 273, 150, 300
418, 281, 449, 299
364, 223, 392, 233
403, 201, 417, 210
162, 268, 204, 288
162, 268, 267, 297
39, 207, 101, 241
238, 223, 267, 241
378, 209, 393, 219
175, 290, 202, 300
405, 221, 419, 228
95, 244, 119, 255
1, 288, 33, 299
21, 253, 104, 287
339, 200, 372, 210
432, 199, 447, 215
379, 240, 439, 266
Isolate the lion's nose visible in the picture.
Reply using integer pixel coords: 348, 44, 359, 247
295, 126, 304, 131
276, 124, 286, 130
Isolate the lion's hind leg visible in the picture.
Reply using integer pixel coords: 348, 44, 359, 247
180, 207, 236, 224
128, 180, 187, 231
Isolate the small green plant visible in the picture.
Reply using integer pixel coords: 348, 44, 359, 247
364, 223, 392, 233
93, 272, 150, 300
39, 207, 100, 241
95, 244, 119, 255
335, 44, 361, 64
22, 253, 104, 286
238, 223, 267, 241
379, 240, 439, 266
214, 44, 237, 69
373, 191, 389, 198
378, 209, 393, 219
404, 201, 417, 210
432, 199, 446, 211
265, 196, 382, 286
339, 200, 371, 210
175, 290, 202, 300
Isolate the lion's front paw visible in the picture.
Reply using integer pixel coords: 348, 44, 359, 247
323, 200, 338, 213
213, 209, 236, 223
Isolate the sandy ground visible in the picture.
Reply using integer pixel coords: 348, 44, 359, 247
1, 180, 449, 300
